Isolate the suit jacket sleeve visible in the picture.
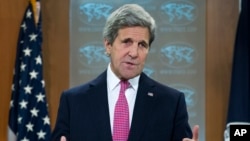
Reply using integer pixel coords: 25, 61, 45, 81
51, 91, 70, 141
172, 92, 192, 140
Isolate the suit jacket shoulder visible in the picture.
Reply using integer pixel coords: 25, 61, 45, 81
128, 73, 192, 141
51, 70, 113, 141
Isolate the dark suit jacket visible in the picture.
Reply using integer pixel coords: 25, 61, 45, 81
51, 71, 192, 141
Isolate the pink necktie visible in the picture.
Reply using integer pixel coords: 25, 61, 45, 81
113, 80, 129, 141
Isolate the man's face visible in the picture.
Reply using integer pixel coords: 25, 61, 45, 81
105, 26, 150, 80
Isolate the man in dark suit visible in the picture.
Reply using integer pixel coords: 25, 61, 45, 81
51, 4, 199, 141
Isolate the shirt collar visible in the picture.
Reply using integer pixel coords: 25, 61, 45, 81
107, 63, 140, 91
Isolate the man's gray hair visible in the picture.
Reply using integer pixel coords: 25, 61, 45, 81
103, 4, 156, 46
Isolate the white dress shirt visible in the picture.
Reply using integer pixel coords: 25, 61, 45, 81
107, 64, 139, 134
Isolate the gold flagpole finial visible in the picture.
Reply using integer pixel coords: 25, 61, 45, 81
30, 0, 40, 24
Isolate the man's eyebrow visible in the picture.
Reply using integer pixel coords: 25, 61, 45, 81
120, 38, 149, 47
121, 38, 148, 43
121, 38, 132, 42
139, 40, 149, 45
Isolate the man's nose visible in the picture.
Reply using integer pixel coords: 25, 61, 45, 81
128, 45, 139, 58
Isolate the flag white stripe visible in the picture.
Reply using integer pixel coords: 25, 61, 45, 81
8, 126, 16, 141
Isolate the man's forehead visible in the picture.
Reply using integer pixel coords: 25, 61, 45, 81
117, 27, 150, 42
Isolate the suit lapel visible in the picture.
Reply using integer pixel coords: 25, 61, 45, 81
128, 73, 157, 141
88, 71, 113, 141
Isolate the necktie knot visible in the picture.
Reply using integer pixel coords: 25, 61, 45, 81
120, 80, 129, 93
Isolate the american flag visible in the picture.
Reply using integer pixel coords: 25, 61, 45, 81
8, 1, 51, 141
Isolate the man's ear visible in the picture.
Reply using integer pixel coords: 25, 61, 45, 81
104, 39, 111, 55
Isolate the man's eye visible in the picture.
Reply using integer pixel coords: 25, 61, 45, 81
122, 39, 132, 46
139, 43, 148, 49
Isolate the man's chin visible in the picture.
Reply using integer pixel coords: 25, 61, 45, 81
120, 72, 140, 80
